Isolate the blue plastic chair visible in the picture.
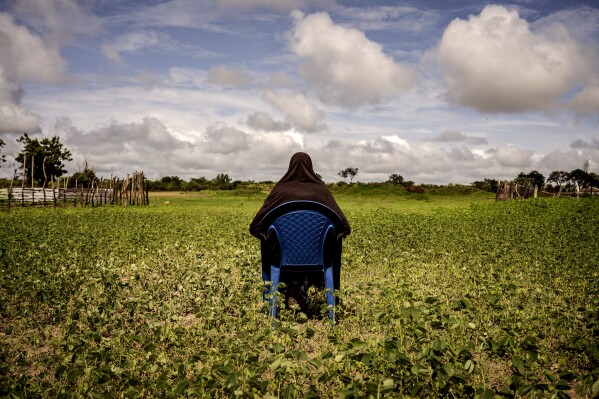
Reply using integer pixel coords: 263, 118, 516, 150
257, 201, 346, 322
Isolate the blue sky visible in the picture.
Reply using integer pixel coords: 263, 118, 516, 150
0, 0, 598, 184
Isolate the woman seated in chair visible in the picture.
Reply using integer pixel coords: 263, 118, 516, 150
249, 152, 351, 313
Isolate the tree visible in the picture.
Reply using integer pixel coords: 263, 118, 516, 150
15, 134, 72, 186
189, 176, 209, 190
70, 160, 97, 188
471, 178, 499, 193
515, 170, 544, 190
547, 170, 568, 196
514, 173, 532, 186
212, 173, 235, 189
527, 170, 545, 190
569, 169, 590, 189
0, 138, 6, 166
190, 177, 208, 185
388, 173, 404, 185
590, 173, 599, 194
213, 173, 232, 185
161, 175, 183, 185
338, 167, 358, 183
160, 176, 184, 190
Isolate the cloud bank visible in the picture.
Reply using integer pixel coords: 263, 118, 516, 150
42, 113, 595, 185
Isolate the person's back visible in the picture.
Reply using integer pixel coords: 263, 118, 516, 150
250, 152, 350, 237
249, 152, 350, 314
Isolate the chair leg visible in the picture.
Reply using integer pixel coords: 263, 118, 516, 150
324, 265, 335, 322
262, 270, 270, 301
269, 265, 281, 319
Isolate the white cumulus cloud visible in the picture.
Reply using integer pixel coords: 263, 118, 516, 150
57, 117, 191, 175
246, 112, 290, 132
0, 11, 68, 133
433, 4, 592, 113
11, 0, 101, 45
287, 10, 416, 109
203, 122, 250, 154
567, 77, 599, 116
538, 149, 599, 173
0, 67, 41, 133
101, 44, 122, 63
0, 12, 67, 83
54, 116, 302, 180
495, 143, 535, 167
263, 90, 327, 132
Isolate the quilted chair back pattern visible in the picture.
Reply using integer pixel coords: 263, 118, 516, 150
271, 210, 330, 267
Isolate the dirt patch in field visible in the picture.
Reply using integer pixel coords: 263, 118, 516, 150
179, 313, 198, 329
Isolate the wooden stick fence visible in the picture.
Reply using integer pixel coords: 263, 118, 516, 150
494, 180, 594, 201
496, 181, 536, 201
0, 171, 149, 207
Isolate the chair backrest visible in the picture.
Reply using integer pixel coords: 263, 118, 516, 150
270, 210, 333, 266
258, 201, 344, 267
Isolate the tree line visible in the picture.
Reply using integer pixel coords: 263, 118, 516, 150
1, 135, 597, 193
471, 166, 599, 195
148, 174, 242, 191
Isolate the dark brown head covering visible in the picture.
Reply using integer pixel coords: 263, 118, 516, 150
249, 152, 351, 237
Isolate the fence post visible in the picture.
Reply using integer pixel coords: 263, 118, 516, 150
495, 181, 501, 201
31, 157, 35, 206
52, 177, 57, 207
129, 175, 132, 206
8, 168, 16, 207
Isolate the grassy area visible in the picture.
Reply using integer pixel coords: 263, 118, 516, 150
148, 184, 497, 212
0, 191, 597, 398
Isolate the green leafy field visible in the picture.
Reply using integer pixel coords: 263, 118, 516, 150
1, 191, 598, 398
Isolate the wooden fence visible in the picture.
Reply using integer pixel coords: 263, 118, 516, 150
495, 180, 596, 201
0, 172, 148, 207
496, 181, 537, 201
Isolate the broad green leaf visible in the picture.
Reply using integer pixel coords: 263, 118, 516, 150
380, 378, 394, 393
173, 379, 190, 395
